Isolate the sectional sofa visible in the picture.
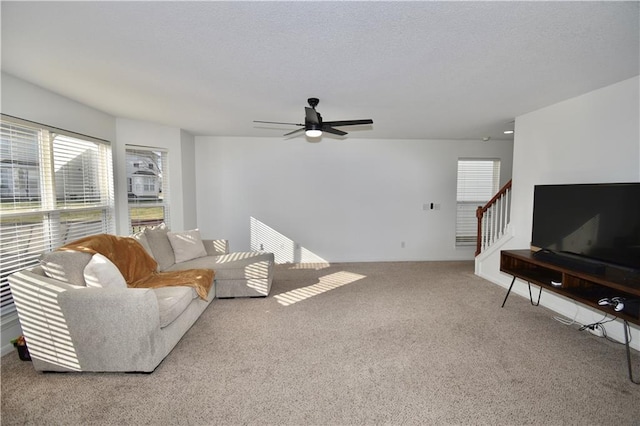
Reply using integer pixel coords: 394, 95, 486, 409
7, 226, 274, 373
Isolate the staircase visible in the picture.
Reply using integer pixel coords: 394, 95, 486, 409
475, 179, 512, 256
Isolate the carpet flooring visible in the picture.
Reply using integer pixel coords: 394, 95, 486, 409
1, 261, 639, 425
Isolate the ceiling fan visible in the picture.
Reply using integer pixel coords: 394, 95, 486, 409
254, 98, 373, 138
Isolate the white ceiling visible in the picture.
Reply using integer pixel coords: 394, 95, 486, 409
2, 1, 638, 141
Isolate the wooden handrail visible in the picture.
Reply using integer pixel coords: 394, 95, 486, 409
476, 179, 512, 256
478, 179, 512, 216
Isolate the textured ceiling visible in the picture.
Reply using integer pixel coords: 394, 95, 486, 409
1, 1, 639, 141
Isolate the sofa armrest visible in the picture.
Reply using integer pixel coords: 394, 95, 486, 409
203, 239, 229, 255
9, 269, 165, 372
58, 288, 164, 372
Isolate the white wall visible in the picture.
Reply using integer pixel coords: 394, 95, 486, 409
194, 136, 513, 262
1, 73, 116, 142
115, 119, 197, 233
478, 76, 640, 349
180, 130, 197, 230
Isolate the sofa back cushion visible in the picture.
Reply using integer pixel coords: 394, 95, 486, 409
144, 224, 175, 272
167, 229, 208, 263
131, 231, 154, 259
40, 251, 93, 286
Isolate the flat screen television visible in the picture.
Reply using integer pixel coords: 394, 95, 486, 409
531, 183, 640, 274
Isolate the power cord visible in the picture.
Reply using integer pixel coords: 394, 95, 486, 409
553, 304, 634, 346
565, 312, 637, 384
579, 313, 631, 345
553, 302, 580, 326
554, 313, 578, 326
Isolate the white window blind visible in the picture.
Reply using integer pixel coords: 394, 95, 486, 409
456, 159, 500, 246
0, 115, 115, 316
126, 146, 169, 234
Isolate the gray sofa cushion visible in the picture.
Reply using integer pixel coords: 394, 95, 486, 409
167, 229, 207, 263
40, 250, 93, 286
167, 252, 273, 280
131, 231, 154, 259
153, 286, 196, 328
144, 225, 175, 272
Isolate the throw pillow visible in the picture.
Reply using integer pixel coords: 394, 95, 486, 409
83, 253, 127, 289
40, 250, 94, 286
167, 229, 208, 264
131, 230, 154, 259
144, 224, 175, 271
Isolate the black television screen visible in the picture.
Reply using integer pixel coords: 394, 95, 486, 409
531, 183, 640, 271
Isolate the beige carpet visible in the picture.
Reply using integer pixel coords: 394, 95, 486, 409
2, 261, 639, 425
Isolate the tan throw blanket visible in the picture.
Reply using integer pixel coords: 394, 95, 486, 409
60, 234, 214, 300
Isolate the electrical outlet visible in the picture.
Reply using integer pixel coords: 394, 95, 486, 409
588, 326, 603, 337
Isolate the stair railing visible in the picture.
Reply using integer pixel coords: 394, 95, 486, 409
475, 179, 512, 256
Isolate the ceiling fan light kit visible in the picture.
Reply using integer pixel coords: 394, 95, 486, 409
305, 128, 322, 138
255, 98, 373, 139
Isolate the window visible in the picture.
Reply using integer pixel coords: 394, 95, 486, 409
456, 159, 500, 246
0, 115, 115, 316
126, 146, 169, 233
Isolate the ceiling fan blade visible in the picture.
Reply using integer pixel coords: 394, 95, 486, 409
322, 119, 373, 127
283, 127, 305, 137
322, 127, 347, 136
254, 120, 304, 126
305, 107, 320, 124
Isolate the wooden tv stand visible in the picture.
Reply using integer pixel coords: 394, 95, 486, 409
500, 249, 640, 383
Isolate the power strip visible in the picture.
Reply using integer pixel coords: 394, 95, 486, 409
588, 326, 604, 338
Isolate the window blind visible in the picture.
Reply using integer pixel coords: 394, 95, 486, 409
456, 159, 500, 246
0, 116, 115, 316
125, 146, 169, 234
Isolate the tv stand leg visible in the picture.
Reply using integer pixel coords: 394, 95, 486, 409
528, 282, 542, 306
501, 276, 516, 308
623, 320, 640, 385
